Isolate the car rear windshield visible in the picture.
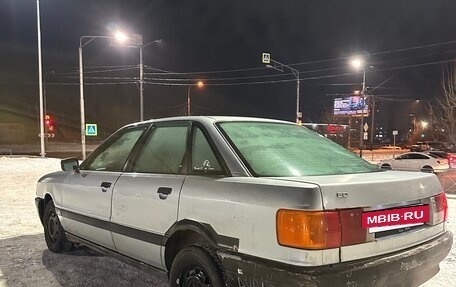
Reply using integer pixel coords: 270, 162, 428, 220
218, 121, 378, 177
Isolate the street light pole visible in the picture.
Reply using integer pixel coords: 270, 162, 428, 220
36, 0, 45, 157
139, 46, 144, 121
359, 69, 366, 158
187, 85, 192, 116
138, 39, 161, 121
78, 45, 86, 160
262, 56, 301, 123
79, 35, 117, 160
187, 81, 204, 116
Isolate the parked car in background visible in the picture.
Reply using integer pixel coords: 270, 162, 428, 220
427, 151, 456, 169
35, 117, 452, 287
379, 152, 449, 173
381, 144, 401, 150
410, 141, 446, 152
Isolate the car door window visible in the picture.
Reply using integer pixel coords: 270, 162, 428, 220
132, 125, 188, 174
191, 127, 223, 174
415, 154, 430, 160
84, 128, 145, 171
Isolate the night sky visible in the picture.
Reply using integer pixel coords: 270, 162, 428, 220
1, 0, 456, 141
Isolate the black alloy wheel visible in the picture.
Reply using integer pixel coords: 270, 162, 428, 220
180, 264, 212, 287
169, 245, 228, 287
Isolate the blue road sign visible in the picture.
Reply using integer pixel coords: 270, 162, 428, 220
85, 124, 98, 136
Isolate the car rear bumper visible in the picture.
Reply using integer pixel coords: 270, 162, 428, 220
220, 231, 453, 287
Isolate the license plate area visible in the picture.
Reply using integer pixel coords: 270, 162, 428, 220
362, 205, 430, 234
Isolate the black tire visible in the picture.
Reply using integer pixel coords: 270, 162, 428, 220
169, 245, 228, 287
421, 166, 434, 173
381, 164, 392, 170
43, 201, 73, 253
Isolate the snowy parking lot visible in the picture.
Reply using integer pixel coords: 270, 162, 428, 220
0, 156, 454, 286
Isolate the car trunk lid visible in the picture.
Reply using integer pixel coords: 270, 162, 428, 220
274, 170, 441, 209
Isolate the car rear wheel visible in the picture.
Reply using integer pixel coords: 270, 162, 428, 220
169, 245, 228, 287
381, 164, 392, 170
421, 166, 434, 173
43, 201, 73, 253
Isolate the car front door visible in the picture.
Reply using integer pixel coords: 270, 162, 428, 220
60, 126, 147, 249
110, 122, 189, 269
393, 154, 413, 170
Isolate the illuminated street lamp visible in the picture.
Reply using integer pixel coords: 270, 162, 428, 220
421, 121, 428, 129
187, 81, 204, 116
350, 56, 367, 157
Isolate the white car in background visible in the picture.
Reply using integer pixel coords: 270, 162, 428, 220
379, 152, 449, 173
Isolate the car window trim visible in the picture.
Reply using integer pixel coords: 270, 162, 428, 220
189, 121, 230, 176
79, 124, 149, 171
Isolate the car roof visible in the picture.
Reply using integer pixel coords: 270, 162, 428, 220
123, 116, 293, 128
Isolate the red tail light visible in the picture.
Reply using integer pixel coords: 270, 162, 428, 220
339, 208, 367, 246
276, 208, 367, 250
434, 193, 448, 222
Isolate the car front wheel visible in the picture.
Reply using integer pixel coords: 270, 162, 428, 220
43, 201, 73, 253
381, 164, 392, 170
421, 166, 434, 173
169, 245, 228, 287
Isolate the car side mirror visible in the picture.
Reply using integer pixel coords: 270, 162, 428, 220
61, 157, 80, 172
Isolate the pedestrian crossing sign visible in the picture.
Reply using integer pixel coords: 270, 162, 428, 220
85, 124, 98, 136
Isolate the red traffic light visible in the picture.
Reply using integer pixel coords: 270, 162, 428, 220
44, 114, 56, 133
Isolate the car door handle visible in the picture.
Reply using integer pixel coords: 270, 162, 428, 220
101, 182, 112, 192
157, 187, 172, 199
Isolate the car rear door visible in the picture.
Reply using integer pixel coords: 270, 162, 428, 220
61, 126, 147, 249
110, 121, 189, 269
391, 154, 410, 170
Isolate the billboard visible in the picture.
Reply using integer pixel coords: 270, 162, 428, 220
333, 96, 368, 116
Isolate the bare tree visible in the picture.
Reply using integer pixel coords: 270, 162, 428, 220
428, 63, 456, 145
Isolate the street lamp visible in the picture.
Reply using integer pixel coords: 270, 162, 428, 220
261, 53, 300, 123
350, 57, 367, 157
79, 33, 127, 159
187, 81, 204, 116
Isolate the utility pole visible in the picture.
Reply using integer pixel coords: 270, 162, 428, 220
36, 0, 45, 157
359, 70, 366, 158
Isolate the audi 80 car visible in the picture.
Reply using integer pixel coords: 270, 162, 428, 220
35, 116, 452, 287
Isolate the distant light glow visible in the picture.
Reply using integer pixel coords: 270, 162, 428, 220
114, 31, 129, 43
350, 57, 364, 70
421, 121, 428, 129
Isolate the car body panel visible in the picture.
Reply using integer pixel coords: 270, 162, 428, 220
110, 172, 185, 269
177, 175, 340, 266
61, 170, 121, 250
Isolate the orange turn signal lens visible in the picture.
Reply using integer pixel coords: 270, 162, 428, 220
276, 209, 341, 250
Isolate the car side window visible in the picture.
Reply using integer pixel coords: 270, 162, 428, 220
191, 127, 223, 174
397, 154, 408, 160
85, 128, 145, 171
132, 125, 188, 174
416, 154, 430, 160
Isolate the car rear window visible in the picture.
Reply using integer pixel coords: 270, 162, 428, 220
218, 121, 378, 177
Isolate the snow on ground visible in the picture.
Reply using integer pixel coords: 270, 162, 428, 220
0, 156, 454, 286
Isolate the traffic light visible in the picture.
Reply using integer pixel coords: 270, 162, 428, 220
44, 114, 56, 135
